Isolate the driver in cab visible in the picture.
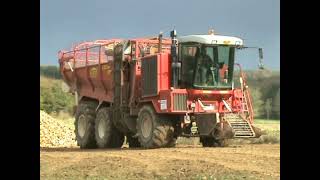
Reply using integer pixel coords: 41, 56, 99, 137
197, 49, 215, 86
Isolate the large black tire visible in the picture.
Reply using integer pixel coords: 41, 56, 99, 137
166, 137, 177, 148
200, 137, 214, 147
74, 101, 98, 149
95, 107, 124, 148
109, 130, 125, 148
166, 121, 178, 148
200, 137, 228, 147
136, 105, 174, 149
127, 135, 141, 148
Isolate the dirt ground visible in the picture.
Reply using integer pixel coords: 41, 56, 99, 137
40, 143, 280, 180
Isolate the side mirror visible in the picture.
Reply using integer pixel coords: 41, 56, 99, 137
259, 48, 263, 59
258, 48, 264, 69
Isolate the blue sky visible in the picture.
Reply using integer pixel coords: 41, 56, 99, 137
40, 0, 279, 70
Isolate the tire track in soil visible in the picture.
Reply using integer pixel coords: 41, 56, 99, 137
40, 144, 280, 180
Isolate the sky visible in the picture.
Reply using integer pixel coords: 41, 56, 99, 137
40, 0, 279, 70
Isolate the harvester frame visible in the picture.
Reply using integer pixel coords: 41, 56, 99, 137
58, 29, 263, 149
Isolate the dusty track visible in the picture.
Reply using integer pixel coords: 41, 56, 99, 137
40, 144, 280, 180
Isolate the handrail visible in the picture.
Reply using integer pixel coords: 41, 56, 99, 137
245, 87, 254, 123
99, 46, 107, 94
72, 50, 78, 92
234, 63, 254, 124
85, 47, 95, 91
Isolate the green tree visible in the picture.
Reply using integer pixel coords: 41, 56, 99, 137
250, 88, 264, 118
40, 86, 55, 112
40, 76, 74, 114
40, 66, 61, 79
272, 88, 280, 119
264, 98, 272, 120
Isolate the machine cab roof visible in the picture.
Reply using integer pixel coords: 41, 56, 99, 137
178, 34, 243, 46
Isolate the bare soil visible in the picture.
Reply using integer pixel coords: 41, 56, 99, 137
40, 144, 280, 180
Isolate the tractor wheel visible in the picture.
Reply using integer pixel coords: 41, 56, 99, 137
127, 135, 141, 148
200, 137, 214, 147
213, 138, 229, 147
95, 107, 112, 148
75, 101, 98, 149
166, 137, 177, 148
95, 107, 124, 148
136, 105, 174, 149
200, 137, 228, 147
109, 130, 125, 148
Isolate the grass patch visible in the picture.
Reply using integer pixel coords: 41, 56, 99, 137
254, 119, 280, 124
40, 76, 61, 88
250, 118, 280, 144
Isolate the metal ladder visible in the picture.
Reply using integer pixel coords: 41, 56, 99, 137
238, 67, 254, 124
241, 88, 254, 123
224, 113, 255, 138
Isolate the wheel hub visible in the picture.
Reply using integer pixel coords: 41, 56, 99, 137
98, 119, 106, 138
141, 112, 152, 138
78, 115, 87, 138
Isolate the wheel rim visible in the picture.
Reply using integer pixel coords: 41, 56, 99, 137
78, 115, 87, 138
141, 112, 152, 138
98, 119, 106, 139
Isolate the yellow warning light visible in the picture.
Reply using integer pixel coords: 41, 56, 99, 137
223, 40, 231, 44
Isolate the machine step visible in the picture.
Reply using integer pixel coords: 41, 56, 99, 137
224, 113, 255, 138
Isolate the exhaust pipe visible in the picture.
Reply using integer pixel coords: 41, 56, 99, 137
158, 32, 163, 53
170, 29, 180, 88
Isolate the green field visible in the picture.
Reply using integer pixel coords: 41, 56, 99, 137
254, 119, 280, 132
255, 119, 280, 124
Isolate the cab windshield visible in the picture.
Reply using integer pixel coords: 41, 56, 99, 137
180, 44, 235, 89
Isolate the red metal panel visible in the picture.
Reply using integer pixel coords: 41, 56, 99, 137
58, 39, 125, 104
85, 47, 95, 91
145, 87, 240, 114
163, 53, 171, 89
157, 53, 170, 92
98, 46, 107, 94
